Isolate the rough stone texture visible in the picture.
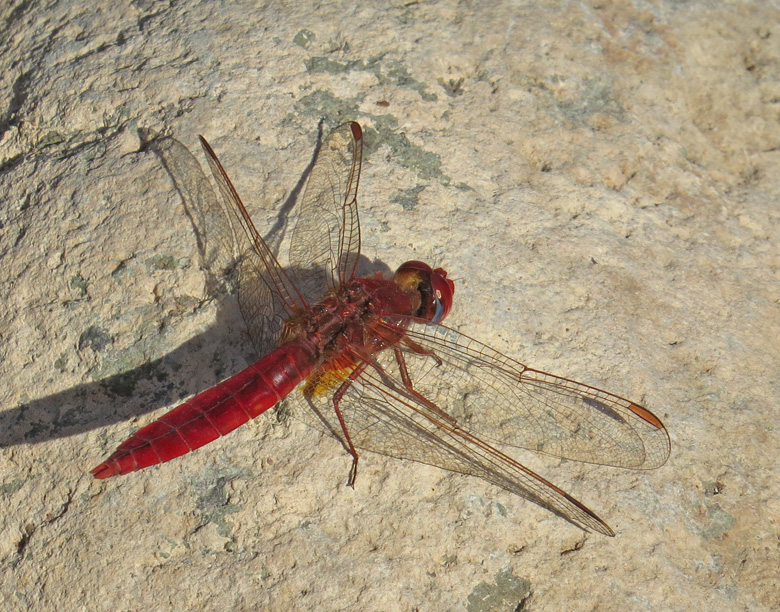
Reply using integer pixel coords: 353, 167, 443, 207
1, 1, 778, 610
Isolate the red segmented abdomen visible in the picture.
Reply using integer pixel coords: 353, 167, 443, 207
91, 341, 318, 478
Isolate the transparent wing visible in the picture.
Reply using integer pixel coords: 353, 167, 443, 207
393, 322, 670, 470
288, 122, 363, 304
198, 136, 308, 354
373, 375, 614, 533
142, 131, 238, 298
285, 342, 613, 535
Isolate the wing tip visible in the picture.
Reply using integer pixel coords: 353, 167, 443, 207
348, 121, 362, 141
593, 521, 616, 537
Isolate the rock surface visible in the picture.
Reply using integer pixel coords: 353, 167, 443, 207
1, 1, 778, 610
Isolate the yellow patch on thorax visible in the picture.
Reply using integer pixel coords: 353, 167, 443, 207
302, 358, 359, 398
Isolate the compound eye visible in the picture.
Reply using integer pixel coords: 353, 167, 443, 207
431, 295, 446, 323
429, 268, 454, 323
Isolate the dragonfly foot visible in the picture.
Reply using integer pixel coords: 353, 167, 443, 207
347, 455, 359, 488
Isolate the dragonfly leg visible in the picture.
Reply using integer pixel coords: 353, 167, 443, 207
332, 361, 368, 487
393, 346, 457, 427
401, 335, 442, 366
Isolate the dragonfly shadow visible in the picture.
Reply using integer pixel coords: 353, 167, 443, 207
0, 303, 249, 451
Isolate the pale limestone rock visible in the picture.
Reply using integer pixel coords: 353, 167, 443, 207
1, 1, 778, 610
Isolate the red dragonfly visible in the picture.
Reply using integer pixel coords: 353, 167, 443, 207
92, 122, 669, 536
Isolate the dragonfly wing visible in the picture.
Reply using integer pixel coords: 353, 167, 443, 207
198, 136, 307, 354
288, 122, 363, 304
387, 321, 670, 470
142, 132, 240, 298
290, 352, 614, 535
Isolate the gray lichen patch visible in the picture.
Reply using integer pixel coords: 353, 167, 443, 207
466, 568, 532, 612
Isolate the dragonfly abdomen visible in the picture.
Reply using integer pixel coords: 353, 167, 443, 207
91, 341, 317, 478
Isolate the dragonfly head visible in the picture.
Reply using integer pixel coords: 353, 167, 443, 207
394, 261, 455, 324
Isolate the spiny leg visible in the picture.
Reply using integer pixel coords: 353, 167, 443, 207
332, 360, 369, 487
393, 346, 456, 427
402, 334, 443, 366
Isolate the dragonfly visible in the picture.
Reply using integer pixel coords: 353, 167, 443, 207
92, 122, 670, 536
